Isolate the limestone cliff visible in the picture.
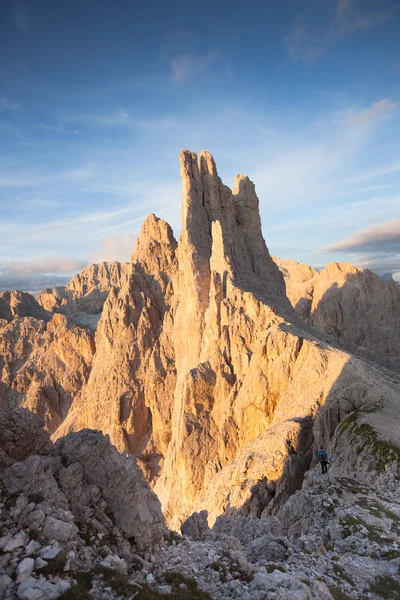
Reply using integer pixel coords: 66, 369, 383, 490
0, 312, 95, 432
274, 258, 400, 369
50, 150, 400, 531
0, 290, 50, 322
37, 261, 133, 316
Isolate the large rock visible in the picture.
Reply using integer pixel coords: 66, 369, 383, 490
1, 418, 166, 566
41, 516, 78, 542
0, 409, 54, 472
56, 429, 166, 552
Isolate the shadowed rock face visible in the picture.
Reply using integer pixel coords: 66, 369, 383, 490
0, 408, 166, 557
1, 150, 400, 532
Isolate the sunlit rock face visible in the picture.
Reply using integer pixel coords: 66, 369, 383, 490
1, 150, 399, 531
49, 150, 399, 529
274, 257, 400, 369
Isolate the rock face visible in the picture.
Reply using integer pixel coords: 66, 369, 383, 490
36, 261, 133, 316
49, 150, 400, 533
0, 409, 54, 473
0, 409, 167, 600
0, 312, 95, 433
0, 408, 165, 550
2, 413, 399, 599
56, 429, 166, 551
0, 290, 50, 322
274, 258, 400, 369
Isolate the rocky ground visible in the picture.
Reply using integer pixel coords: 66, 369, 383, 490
1, 409, 400, 600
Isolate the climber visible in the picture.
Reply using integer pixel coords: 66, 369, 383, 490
318, 446, 328, 474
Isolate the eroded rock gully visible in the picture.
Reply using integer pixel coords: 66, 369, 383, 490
1, 149, 400, 599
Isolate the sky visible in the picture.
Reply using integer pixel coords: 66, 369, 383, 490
0, 0, 400, 292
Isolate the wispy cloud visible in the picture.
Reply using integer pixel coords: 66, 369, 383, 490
0, 163, 95, 188
339, 182, 400, 195
12, 0, 29, 33
70, 108, 130, 128
0, 97, 19, 111
35, 204, 144, 232
342, 99, 399, 127
334, 5, 392, 33
34, 123, 82, 136
170, 52, 220, 82
339, 161, 400, 185
284, 19, 324, 63
64, 164, 96, 180
285, 0, 393, 62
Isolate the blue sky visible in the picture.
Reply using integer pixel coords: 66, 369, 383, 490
0, 0, 400, 291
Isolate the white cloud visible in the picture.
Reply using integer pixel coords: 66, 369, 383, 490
318, 219, 400, 254
0, 256, 88, 292
87, 234, 137, 263
285, 0, 392, 62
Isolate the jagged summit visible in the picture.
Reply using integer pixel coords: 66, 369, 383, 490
0, 149, 399, 538
131, 213, 177, 274
178, 149, 288, 308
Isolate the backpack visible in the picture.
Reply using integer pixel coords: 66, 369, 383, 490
319, 450, 328, 462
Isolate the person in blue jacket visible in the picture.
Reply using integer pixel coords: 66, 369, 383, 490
318, 446, 328, 474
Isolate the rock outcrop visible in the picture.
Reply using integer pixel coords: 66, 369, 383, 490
48, 150, 400, 533
0, 312, 95, 432
0, 409, 166, 590
36, 262, 133, 317
0, 409, 54, 473
0, 291, 50, 323
275, 258, 400, 369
